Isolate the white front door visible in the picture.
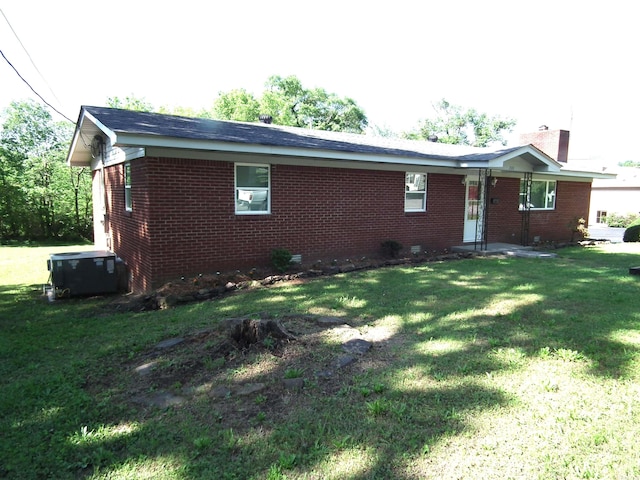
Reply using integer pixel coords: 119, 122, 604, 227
463, 177, 484, 243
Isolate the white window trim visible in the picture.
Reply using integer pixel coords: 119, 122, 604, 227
405, 172, 427, 212
235, 163, 271, 215
124, 161, 132, 212
520, 179, 556, 211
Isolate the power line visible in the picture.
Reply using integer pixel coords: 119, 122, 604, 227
0, 48, 75, 123
0, 7, 62, 106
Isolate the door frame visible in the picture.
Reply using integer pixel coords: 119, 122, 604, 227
463, 171, 490, 246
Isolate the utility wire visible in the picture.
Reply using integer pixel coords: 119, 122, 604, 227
0, 48, 75, 124
0, 7, 63, 107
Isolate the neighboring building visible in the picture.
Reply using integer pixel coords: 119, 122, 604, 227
589, 166, 640, 225
67, 107, 611, 293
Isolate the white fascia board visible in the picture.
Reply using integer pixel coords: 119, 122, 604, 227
67, 110, 119, 167
489, 146, 562, 172
67, 109, 94, 166
83, 111, 118, 145
67, 129, 86, 166
557, 169, 617, 180
113, 133, 459, 169
531, 169, 616, 182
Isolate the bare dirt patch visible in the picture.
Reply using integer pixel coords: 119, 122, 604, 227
104, 252, 470, 313
86, 311, 407, 427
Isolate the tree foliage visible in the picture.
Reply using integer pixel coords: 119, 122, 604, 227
0, 100, 92, 241
212, 88, 261, 122
404, 99, 516, 147
618, 160, 640, 168
214, 75, 368, 133
107, 95, 155, 112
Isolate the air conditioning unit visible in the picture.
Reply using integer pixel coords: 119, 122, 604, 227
47, 251, 120, 297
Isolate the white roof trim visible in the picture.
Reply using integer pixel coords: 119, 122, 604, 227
66, 109, 610, 182
113, 133, 458, 168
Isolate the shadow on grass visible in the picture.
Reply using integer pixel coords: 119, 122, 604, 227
2, 246, 640, 478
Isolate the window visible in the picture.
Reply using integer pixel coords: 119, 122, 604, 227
596, 210, 607, 223
124, 161, 132, 211
235, 164, 270, 214
405, 173, 427, 212
519, 179, 556, 210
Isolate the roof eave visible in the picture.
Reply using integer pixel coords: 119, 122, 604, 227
112, 133, 462, 168
66, 108, 118, 167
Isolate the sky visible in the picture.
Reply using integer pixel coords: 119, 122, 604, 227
1, 0, 638, 167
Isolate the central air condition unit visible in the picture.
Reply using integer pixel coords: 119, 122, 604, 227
47, 251, 120, 297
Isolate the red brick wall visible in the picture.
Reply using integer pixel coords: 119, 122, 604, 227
486, 177, 523, 243
105, 161, 154, 292
529, 180, 591, 242
104, 157, 592, 292
486, 177, 592, 244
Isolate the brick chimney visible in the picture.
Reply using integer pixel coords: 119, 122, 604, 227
519, 126, 570, 163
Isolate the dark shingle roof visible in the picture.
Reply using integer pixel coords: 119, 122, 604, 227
82, 106, 521, 162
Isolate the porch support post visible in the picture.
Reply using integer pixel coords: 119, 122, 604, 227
474, 168, 490, 251
521, 172, 532, 245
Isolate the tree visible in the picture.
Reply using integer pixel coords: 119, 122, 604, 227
405, 99, 516, 147
105, 77, 368, 133
107, 95, 155, 112
618, 160, 640, 168
0, 100, 91, 240
212, 89, 260, 122
214, 75, 368, 133
159, 105, 212, 119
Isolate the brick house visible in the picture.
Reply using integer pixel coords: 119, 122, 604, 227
67, 107, 610, 293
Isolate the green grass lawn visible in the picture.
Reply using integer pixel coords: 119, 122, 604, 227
1, 243, 640, 479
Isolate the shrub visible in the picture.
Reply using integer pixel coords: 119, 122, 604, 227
603, 213, 640, 228
380, 240, 403, 258
628, 217, 640, 228
623, 221, 640, 243
569, 217, 589, 241
270, 248, 292, 273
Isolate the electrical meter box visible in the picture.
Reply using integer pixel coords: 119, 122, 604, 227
48, 251, 118, 296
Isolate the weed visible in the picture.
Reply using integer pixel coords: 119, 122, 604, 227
262, 336, 276, 349
278, 452, 297, 469
221, 428, 238, 451
592, 432, 608, 446
271, 248, 292, 273
538, 346, 552, 358
203, 356, 225, 371
359, 386, 372, 397
266, 464, 286, 480
284, 368, 303, 379
332, 435, 353, 449
366, 398, 389, 417
555, 348, 584, 362
373, 382, 386, 393
193, 436, 213, 450
391, 402, 408, 419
